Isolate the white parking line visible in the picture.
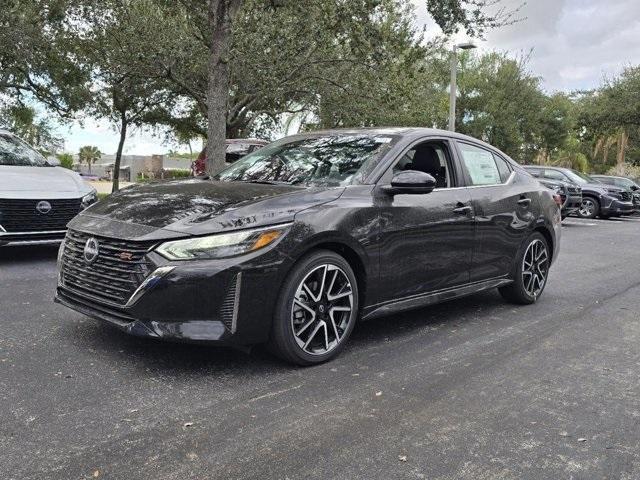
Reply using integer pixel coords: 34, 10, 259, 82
563, 221, 597, 226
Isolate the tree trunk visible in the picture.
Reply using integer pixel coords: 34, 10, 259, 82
113, 114, 128, 193
617, 129, 628, 166
206, 0, 242, 175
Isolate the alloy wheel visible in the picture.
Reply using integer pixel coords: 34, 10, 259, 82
579, 199, 595, 217
291, 264, 354, 355
522, 239, 549, 298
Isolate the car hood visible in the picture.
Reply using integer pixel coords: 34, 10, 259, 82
0, 165, 92, 198
584, 182, 623, 193
71, 179, 345, 240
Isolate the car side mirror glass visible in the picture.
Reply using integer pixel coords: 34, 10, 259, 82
383, 170, 436, 195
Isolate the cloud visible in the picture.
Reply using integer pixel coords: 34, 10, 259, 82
411, 0, 640, 91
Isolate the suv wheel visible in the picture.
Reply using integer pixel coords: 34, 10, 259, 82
578, 197, 599, 219
269, 250, 358, 366
499, 232, 550, 305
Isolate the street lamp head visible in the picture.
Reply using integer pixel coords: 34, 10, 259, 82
455, 42, 477, 50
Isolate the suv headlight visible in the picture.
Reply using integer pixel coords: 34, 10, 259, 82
156, 223, 291, 260
81, 190, 98, 209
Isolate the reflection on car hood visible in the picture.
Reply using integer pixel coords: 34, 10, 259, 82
71, 179, 345, 240
584, 182, 623, 192
0, 165, 91, 198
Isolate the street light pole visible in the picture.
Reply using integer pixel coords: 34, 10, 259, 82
448, 42, 476, 132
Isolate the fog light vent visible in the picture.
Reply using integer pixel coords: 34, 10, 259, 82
220, 273, 242, 333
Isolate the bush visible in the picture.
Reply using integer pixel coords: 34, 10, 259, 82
605, 163, 640, 181
56, 153, 74, 170
137, 168, 192, 183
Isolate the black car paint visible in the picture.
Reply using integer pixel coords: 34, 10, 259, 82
532, 177, 582, 218
55, 128, 561, 346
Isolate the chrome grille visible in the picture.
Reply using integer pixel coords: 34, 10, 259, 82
0, 198, 81, 232
59, 230, 156, 307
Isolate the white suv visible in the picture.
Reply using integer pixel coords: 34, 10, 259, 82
0, 130, 97, 246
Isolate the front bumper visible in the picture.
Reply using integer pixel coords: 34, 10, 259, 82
55, 248, 289, 346
0, 230, 66, 246
600, 197, 635, 216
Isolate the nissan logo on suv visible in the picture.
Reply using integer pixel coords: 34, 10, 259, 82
36, 200, 52, 214
83, 237, 100, 263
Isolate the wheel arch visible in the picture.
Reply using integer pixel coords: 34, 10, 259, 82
534, 225, 554, 261
285, 234, 369, 309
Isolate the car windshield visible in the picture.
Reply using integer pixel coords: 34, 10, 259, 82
0, 134, 51, 167
215, 134, 396, 186
563, 169, 594, 185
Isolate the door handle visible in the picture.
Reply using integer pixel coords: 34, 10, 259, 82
517, 198, 532, 206
453, 205, 472, 215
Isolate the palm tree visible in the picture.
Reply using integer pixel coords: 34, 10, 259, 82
78, 146, 101, 174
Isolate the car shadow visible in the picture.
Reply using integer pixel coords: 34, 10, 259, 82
67, 289, 507, 374
0, 244, 59, 264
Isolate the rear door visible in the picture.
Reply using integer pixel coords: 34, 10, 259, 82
375, 137, 475, 304
455, 141, 537, 282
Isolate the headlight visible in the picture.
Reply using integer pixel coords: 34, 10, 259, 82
81, 190, 98, 209
156, 223, 291, 260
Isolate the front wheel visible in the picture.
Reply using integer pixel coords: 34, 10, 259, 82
268, 250, 359, 366
499, 232, 550, 305
578, 197, 599, 219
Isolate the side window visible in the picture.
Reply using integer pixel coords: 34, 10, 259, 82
527, 168, 542, 178
392, 141, 453, 188
493, 154, 512, 183
544, 169, 567, 181
458, 142, 502, 186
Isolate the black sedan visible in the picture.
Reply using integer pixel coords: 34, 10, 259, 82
55, 128, 561, 365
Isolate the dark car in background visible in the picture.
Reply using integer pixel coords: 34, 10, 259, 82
524, 171, 581, 220
55, 128, 561, 365
191, 139, 268, 176
523, 166, 634, 219
591, 174, 640, 212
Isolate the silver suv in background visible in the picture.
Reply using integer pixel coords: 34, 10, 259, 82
0, 130, 97, 246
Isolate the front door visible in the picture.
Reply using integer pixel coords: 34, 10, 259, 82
375, 139, 476, 304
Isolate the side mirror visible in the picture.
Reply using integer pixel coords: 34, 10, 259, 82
631, 185, 639, 191
382, 170, 436, 195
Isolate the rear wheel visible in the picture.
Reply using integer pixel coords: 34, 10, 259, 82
578, 197, 599, 219
268, 250, 359, 366
499, 232, 550, 305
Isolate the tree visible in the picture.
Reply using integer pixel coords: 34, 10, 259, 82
67, 0, 175, 192
115, 0, 520, 174
56, 152, 74, 169
78, 146, 101, 174
455, 51, 546, 162
0, 0, 90, 118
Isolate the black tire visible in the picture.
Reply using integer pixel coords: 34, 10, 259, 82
578, 197, 599, 219
499, 232, 550, 305
268, 250, 359, 366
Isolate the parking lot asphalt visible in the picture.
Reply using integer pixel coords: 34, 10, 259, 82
2, 216, 640, 480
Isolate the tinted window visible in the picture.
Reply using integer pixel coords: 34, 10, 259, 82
526, 168, 543, 178
392, 141, 452, 188
493, 154, 512, 183
458, 143, 502, 186
544, 169, 567, 181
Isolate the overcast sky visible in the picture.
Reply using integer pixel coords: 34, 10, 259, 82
62, 0, 640, 155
